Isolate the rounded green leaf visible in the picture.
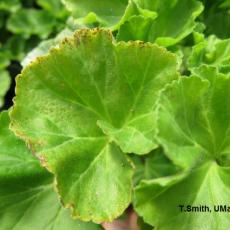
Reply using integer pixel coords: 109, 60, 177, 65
189, 36, 230, 73
7, 9, 56, 39
157, 71, 230, 168
0, 0, 20, 12
11, 29, 178, 222
0, 52, 10, 69
0, 111, 102, 230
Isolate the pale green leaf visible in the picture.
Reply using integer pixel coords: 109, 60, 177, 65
7, 9, 56, 39
10, 29, 178, 222
61, 0, 156, 29
62, 0, 129, 28
192, 22, 206, 44
0, 111, 102, 230
189, 35, 230, 73
0, 51, 10, 69
0, 0, 20, 12
41, 139, 133, 223
37, 0, 69, 19
157, 73, 230, 168
117, 15, 156, 42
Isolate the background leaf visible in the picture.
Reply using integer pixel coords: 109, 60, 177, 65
0, 0, 20, 12
37, 0, 69, 19
118, 0, 204, 46
188, 35, 230, 73
62, 0, 129, 28
7, 9, 56, 39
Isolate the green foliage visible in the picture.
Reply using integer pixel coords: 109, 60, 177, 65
118, 0, 203, 46
62, 0, 203, 46
0, 0, 230, 229
37, 0, 68, 19
135, 162, 230, 229
7, 9, 56, 39
134, 67, 230, 228
0, 0, 20, 12
0, 0, 71, 110
10, 29, 179, 222
202, 0, 230, 39
62, 0, 129, 28
189, 35, 230, 73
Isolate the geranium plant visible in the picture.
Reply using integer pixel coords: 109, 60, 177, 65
0, 0, 229, 229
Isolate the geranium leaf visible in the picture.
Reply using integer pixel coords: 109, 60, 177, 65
134, 68, 230, 228
0, 70, 11, 108
0, 111, 102, 230
10, 29, 178, 222
3, 35, 29, 61
7, 9, 56, 39
189, 36, 230, 73
118, 0, 203, 46
40, 138, 133, 223
0, 52, 10, 69
143, 148, 180, 179
62, 0, 129, 28
11, 29, 178, 155
157, 72, 230, 168
131, 148, 180, 186
117, 15, 156, 42
37, 0, 69, 19
61, 0, 157, 29
0, 0, 20, 12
